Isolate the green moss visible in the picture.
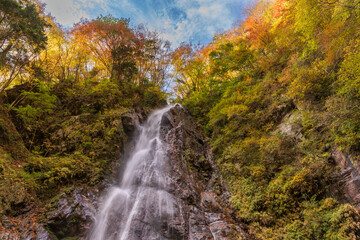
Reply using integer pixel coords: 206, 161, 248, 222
0, 105, 29, 159
0, 148, 29, 215
183, 149, 194, 174
62, 237, 78, 240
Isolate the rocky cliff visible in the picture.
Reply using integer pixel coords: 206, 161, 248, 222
1, 105, 250, 239
157, 104, 249, 239
83, 104, 249, 240
0, 108, 147, 240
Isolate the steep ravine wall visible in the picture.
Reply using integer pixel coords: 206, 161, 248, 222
42, 109, 148, 240
82, 104, 250, 239
154, 104, 250, 239
83, 104, 251, 240
0, 108, 147, 240
278, 108, 360, 209
1, 105, 250, 239
3, 102, 360, 239
331, 148, 360, 208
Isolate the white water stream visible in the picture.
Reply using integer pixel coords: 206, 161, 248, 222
88, 106, 176, 240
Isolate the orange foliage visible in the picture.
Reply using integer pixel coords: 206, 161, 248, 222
71, 18, 143, 81
244, 2, 273, 50
272, 0, 290, 23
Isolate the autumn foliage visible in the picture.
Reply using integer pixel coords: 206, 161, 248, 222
0, 3, 170, 237
71, 17, 142, 82
173, 0, 360, 238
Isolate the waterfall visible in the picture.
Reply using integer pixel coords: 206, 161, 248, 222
88, 106, 177, 240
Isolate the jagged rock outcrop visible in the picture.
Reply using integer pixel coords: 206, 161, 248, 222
277, 110, 304, 142
0, 219, 52, 240
331, 148, 360, 208
157, 104, 249, 239
45, 188, 98, 239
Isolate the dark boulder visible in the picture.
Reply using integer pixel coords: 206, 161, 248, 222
45, 188, 98, 239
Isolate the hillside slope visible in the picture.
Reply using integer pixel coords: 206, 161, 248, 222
172, 0, 360, 238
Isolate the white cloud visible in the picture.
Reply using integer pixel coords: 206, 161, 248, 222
155, 0, 239, 46
42, 0, 248, 47
43, 0, 109, 26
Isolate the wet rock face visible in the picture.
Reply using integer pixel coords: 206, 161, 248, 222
0, 217, 53, 240
40, 109, 147, 239
331, 148, 360, 208
121, 109, 146, 135
45, 188, 98, 239
83, 105, 249, 240
157, 105, 249, 239
36, 105, 248, 240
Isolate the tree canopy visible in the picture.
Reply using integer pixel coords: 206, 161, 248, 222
172, 0, 360, 238
0, 0, 48, 93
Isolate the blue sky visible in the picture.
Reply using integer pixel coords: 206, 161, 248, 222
42, 0, 251, 48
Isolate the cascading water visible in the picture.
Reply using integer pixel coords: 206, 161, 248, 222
86, 104, 247, 240
88, 106, 179, 240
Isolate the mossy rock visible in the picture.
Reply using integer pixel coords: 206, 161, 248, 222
0, 103, 29, 159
